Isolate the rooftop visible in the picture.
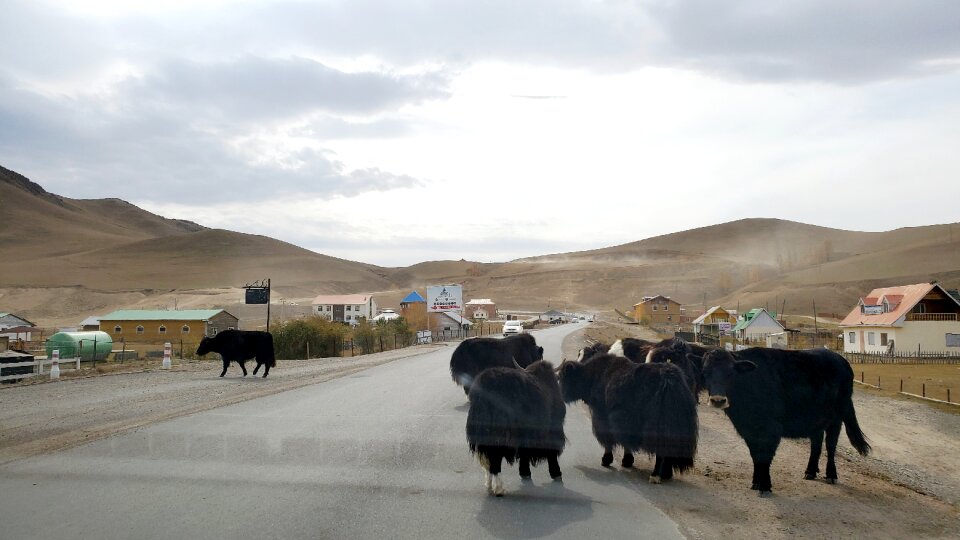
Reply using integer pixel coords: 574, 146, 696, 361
311, 294, 373, 305
100, 309, 230, 321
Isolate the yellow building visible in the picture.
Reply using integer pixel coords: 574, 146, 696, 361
99, 309, 240, 344
632, 295, 682, 325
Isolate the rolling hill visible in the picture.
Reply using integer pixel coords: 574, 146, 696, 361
2, 165, 958, 327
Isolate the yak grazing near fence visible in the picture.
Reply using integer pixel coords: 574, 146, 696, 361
450, 333, 544, 394
466, 360, 565, 496
702, 347, 871, 495
196, 330, 276, 378
557, 353, 698, 483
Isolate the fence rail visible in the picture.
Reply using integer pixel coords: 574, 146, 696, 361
0, 357, 82, 382
904, 313, 958, 321
843, 351, 960, 365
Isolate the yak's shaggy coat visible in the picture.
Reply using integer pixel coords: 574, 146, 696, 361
558, 353, 698, 483
450, 333, 543, 394
465, 360, 565, 496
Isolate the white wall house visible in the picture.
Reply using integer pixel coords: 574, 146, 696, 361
311, 294, 377, 325
839, 282, 960, 354
733, 308, 784, 341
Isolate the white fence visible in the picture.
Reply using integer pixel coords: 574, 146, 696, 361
0, 356, 81, 382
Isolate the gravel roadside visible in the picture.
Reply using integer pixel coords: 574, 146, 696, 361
0, 344, 446, 465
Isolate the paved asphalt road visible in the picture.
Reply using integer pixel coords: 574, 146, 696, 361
0, 325, 683, 539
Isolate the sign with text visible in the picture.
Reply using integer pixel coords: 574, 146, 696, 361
426, 285, 463, 313
245, 288, 270, 304
718, 321, 732, 335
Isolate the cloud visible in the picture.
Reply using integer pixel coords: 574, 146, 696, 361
0, 64, 430, 202
648, 0, 960, 83
127, 56, 447, 121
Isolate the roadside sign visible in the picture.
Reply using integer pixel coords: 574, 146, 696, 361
426, 285, 463, 313
718, 321, 732, 335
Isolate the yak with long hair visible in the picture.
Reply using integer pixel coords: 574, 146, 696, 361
558, 353, 698, 483
465, 360, 565, 496
450, 333, 543, 395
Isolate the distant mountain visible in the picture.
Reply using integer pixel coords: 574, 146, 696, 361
2, 165, 958, 326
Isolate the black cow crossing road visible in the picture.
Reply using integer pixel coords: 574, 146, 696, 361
0, 325, 684, 540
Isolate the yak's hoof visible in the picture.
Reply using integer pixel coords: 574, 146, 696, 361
621, 455, 634, 468
825, 478, 837, 485
551, 475, 563, 482
751, 483, 759, 490
804, 472, 817, 480
519, 473, 531, 480
758, 490, 773, 498
601, 455, 614, 467
649, 475, 662, 484
262, 374, 268, 379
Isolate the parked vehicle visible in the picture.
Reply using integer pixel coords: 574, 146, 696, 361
502, 320, 524, 335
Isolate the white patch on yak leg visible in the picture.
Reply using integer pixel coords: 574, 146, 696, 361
492, 474, 505, 497
608, 340, 624, 357
484, 470, 492, 492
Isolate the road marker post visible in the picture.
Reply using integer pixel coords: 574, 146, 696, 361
50, 350, 60, 380
162, 342, 172, 369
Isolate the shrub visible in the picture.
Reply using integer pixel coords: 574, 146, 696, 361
272, 316, 350, 359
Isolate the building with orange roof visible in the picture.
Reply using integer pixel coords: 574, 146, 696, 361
839, 282, 960, 354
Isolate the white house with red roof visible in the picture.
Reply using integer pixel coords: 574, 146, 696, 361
839, 282, 960, 354
311, 294, 377, 325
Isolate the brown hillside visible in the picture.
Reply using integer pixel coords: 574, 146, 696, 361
2, 166, 958, 326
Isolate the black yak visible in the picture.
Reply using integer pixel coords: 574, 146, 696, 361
466, 360, 566, 496
196, 330, 276, 378
450, 333, 544, 394
557, 353, 698, 483
576, 341, 609, 362
644, 337, 707, 397
607, 337, 656, 362
702, 347, 871, 495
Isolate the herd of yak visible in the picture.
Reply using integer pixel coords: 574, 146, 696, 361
450, 333, 872, 497
194, 328, 872, 498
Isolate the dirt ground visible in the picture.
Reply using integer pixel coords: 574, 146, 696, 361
565, 321, 960, 539
0, 344, 446, 465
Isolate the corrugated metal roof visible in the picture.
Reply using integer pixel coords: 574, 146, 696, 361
400, 291, 426, 304
100, 309, 228, 321
840, 282, 958, 327
311, 294, 372, 305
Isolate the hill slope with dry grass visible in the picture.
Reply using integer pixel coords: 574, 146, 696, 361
2, 165, 958, 326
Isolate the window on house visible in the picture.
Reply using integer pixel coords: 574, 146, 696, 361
181, 325, 190, 334
653, 305, 658, 311
867, 332, 875, 345
667, 315, 672, 321
136, 325, 145, 334
946, 334, 960, 348
848, 332, 856, 344
916, 303, 927, 314
159, 325, 167, 334
114, 325, 122, 333
880, 333, 888, 346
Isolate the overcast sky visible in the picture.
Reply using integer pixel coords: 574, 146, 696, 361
2, 0, 959, 266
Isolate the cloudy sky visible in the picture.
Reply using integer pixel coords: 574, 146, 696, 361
2, 0, 959, 266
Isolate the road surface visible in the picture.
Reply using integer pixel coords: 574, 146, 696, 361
0, 324, 683, 539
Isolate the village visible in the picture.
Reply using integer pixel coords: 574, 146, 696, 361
3, 280, 960, 406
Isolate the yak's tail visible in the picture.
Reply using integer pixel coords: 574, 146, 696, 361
261, 333, 277, 367
465, 377, 520, 466
648, 366, 698, 472
843, 397, 871, 456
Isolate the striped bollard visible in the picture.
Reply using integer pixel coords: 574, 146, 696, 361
50, 349, 61, 380
162, 342, 172, 369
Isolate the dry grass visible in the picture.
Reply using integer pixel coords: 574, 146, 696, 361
848, 362, 960, 413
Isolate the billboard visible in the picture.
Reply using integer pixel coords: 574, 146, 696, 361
426, 285, 463, 313
245, 288, 270, 304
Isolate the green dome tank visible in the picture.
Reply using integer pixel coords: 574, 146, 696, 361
45, 331, 113, 360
